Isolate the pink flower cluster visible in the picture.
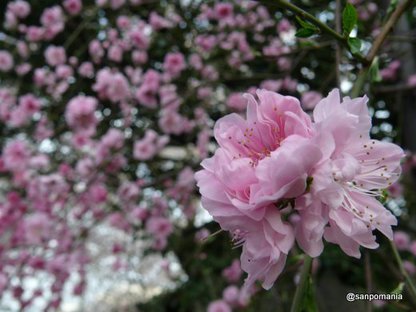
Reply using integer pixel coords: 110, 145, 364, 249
196, 89, 404, 290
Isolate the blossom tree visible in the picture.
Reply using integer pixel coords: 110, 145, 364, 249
0, 0, 416, 311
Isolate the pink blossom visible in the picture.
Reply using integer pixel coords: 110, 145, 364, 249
207, 300, 231, 312
7, 0, 30, 19
78, 62, 94, 78
16, 63, 31, 76
40, 6, 64, 39
403, 261, 416, 275
132, 50, 148, 64
301, 91, 322, 110
44, 46, 66, 66
25, 26, 44, 42
108, 212, 130, 231
195, 35, 217, 52
107, 45, 123, 62
23, 213, 52, 245
89, 40, 104, 63
222, 285, 239, 305
158, 109, 192, 135
116, 16, 130, 29
133, 129, 169, 160
150, 12, 173, 30
407, 74, 416, 87
117, 181, 141, 203
129, 26, 150, 50
226, 93, 246, 111
0, 50, 14, 72
409, 241, 416, 256
20, 94, 41, 115
196, 89, 317, 220
195, 228, 210, 242
197, 88, 404, 289
110, 0, 126, 9
63, 0, 82, 15
65, 95, 98, 134
393, 231, 410, 250
277, 18, 292, 33
93, 68, 130, 102
146, 216, 173, 238
296, 89, 404, 258
3, 139, 31, 172
163, 52, 186, 77
387, 182, 403, 198
260, 79, 282, 92
222, 259, 242, 283
89, 184, 108, 204
380, 60, 401, 81
214, 3, 233, 19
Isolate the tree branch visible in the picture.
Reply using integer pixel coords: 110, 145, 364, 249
366, 0, 414, 64
351, 0, 413, 97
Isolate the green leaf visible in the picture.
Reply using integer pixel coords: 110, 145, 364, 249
296, 28, 317, 38
348, 37, 362, 54
391, 282, 405, 295
295, 16, 316, 30
369, 57, 382, 83
342, 3, 358, 37
387, 0, 399, 16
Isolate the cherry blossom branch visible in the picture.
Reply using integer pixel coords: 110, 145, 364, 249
390, 240, 416, 301
351, 0, 413, 97
290, 255, 313, 312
